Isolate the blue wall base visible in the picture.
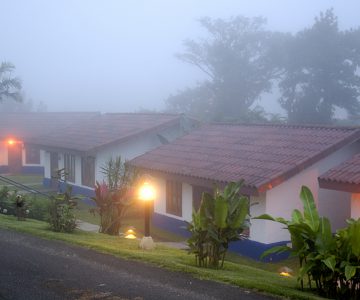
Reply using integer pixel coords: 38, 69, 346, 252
153, 213, 190, 238
22, 166, 44, 175
152, 212, 289, 261
0, 165, 9, 174
43, 177, 96, 206
0, 165, 43, 175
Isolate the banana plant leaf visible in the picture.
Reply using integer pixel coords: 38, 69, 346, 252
230, 197, 249, 229
214, 195, 228, 229
253, 213, 288, 225
260, 245, 290, 260
300, 186, 319, 232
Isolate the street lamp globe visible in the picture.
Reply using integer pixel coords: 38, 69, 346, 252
139, 180, 156, 250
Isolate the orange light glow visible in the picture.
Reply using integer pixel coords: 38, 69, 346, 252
139, 181, 156, 201
124, 228, 137, 239
7, 139, 16, 145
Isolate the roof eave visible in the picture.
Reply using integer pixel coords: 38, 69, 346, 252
318, 178, 360, 193
130, 166, 259, 196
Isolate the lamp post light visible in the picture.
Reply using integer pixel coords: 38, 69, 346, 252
139, 180, 156, 250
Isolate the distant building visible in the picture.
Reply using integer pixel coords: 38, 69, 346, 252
30, 113, 197, 196
0, 112, 99, 174
130, 123, 360, 260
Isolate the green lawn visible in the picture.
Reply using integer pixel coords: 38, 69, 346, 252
0, 174, 50, 194
0, 214, 325, 300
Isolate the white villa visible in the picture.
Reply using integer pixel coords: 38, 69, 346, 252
130, 124, 360, 260
30, 113, 197, 197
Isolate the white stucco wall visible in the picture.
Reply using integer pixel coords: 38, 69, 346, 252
95, 126, 181, 183
152, 176, 193, 222
249, 194, 267, 242
259, 140, 360, 244
351, 193, 360, 219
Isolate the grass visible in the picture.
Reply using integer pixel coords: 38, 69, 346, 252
0, 214, 325, 300
0, 174, 50, 194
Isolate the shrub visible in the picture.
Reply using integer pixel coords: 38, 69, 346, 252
90, 156, 138, 235
188, 181, 250, 268
27, 196, 50, 221
255, 186, 360, 299
48, 185, 77, 233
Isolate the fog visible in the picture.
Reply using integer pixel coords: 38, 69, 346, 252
1, 0, 359, 113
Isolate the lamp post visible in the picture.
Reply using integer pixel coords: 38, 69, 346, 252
139, 180, 156, 250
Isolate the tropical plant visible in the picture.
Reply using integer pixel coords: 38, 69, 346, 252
255, 186, 360, 299
48, 185, 77, 233
90, 156, 138, 235
188, 181, 250, 268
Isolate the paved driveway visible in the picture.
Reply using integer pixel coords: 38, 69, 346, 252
0, 229, 276, 300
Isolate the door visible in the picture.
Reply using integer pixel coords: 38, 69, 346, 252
50, 152, 59, 189
8, 143, 22, 174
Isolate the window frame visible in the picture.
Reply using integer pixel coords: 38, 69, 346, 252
25, 145, 40, 164
166, 180, 182, 217
64, 153, 76, 183
81, 156, 95, 187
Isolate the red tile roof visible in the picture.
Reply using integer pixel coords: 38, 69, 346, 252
30, 113, 183, 153
130, 124, 360, 195
0, 112, 99, 141
318, 154, 360, 193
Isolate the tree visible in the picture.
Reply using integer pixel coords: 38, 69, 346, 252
166, 16, 281, 122
0, 62, 22, 102
278, 9, 360, 124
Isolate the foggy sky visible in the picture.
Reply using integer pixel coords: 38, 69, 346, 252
2, 0, 360, 114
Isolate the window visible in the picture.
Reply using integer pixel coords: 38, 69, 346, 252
192, 186, 212, 211
166, 180, 182, 216
81, 156, 95, 187
25, 145, 40, 164
64, 154, 76, 183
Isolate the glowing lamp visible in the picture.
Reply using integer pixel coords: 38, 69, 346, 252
139, 181, 156, 202
138, 179, 156, 250
124, 228, 137, 239
7, 139, 15, 145
279, 266, 293, 277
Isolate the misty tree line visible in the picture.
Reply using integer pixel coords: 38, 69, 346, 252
166, 9, 360, 125
0, 62, 46, 112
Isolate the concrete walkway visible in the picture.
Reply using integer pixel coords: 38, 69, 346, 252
77, 220, 100, 233
77, 220, 189, 249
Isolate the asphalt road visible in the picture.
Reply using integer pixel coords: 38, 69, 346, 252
0, 229, 276, 300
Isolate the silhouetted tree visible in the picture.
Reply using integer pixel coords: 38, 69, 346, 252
278, 9, 360, 124
0, 62, 22, 102
166, 16, 282, 122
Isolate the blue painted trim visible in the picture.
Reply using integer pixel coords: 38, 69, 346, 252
0, 165, 9, 174
0, 165, 43, 175
43, 177, 96, 206
21, 166, 44, 175
228, 239, 289, 262
43, 177, 51, 187
152, 212, 289, 261
153, 212, 191, 238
